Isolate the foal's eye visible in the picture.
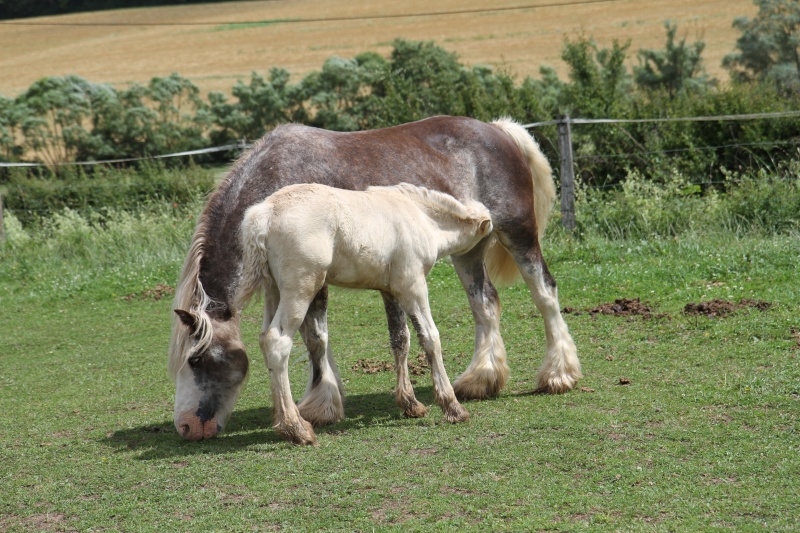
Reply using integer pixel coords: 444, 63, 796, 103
188, 355, 202, 368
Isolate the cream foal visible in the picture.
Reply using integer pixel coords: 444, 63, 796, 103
236, 183, 493, 445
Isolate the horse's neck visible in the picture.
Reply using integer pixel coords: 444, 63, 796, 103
198, 248, 239, 321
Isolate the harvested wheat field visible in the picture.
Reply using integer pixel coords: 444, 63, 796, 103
0, 0, 756, 98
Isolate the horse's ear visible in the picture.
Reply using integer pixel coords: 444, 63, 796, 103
478, 217, 493, 237
174, 309, 198, 334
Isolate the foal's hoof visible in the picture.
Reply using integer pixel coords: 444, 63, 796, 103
443, 402, 470, 424
276, 418, 318, 446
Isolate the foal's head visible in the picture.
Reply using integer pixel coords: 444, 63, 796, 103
171, 309, 249, 440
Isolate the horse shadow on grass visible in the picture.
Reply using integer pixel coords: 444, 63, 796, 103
101, 386, 438, 460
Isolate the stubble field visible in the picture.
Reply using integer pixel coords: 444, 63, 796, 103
0, 0, 756, 98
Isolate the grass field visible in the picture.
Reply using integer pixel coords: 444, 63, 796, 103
1, 199, 798, 530
0, 0, 757, 98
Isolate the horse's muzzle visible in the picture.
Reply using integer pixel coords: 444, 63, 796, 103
176, 412, 220, 440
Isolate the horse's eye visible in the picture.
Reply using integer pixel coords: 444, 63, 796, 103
188, 355, 202, 368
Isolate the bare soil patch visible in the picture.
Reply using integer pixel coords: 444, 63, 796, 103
352, 353, 429, 375
564, 298, 668, 319
121, 283, 175, 301
683, 299, 771, 318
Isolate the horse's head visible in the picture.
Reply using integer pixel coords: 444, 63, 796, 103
171, 309, 249, 440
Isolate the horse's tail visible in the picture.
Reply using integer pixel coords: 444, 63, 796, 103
236, 201, 274, 311
485, 117, 556, 285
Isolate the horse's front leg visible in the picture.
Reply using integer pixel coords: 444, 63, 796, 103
451, 243, 510, 400
397, 281, 469, 424
261, 287, 317, 445
297, 285, 345, 426
381, 292, 428, 418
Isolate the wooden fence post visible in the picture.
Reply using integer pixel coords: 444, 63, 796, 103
556, 114, 576, 231
0, 192, 5, 242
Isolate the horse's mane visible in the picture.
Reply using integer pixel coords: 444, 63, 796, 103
366, 183, 490, 224
167, 222, 215, 377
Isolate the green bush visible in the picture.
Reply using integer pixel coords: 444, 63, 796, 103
3, 161, 217, 226
572, 162, 800, 238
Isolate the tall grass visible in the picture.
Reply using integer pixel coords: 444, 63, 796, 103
0, 199, 201, 302
2, 163, 798, 303
569, 159, 800, 239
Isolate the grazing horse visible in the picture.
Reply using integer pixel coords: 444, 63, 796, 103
232, 183, 493, 444
169, 116, 581, 441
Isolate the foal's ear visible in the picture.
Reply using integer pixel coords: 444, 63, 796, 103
174, 309, 199, 334
478, 217, 493, 237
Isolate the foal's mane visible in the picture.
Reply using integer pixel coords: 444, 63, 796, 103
366, 183, 490, 223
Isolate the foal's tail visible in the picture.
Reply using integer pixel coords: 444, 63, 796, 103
235, 202, 275, 310
485, 117, 556, 285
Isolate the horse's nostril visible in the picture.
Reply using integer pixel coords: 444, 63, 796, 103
180, 424, 191, 437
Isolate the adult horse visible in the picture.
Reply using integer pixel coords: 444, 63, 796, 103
169, 116, 581, 441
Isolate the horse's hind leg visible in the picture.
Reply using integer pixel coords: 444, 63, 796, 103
508, 235, 581, 394
381, 292, 428, 418
297, 286, 345, 426
451, 242, 510, 400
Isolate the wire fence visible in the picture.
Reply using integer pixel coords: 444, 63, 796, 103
1, 110, 799, 233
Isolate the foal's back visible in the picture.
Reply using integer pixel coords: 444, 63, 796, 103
244, 183, 490, 292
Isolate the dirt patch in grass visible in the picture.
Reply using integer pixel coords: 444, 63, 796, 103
1, 513, 70, 532
683, 299, 771, 318
352, 359, 393, 374
564, 298, 669, 319
352, 353, 429, 375
121, 283, 175, 301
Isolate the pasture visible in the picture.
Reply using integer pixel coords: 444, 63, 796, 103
0, 0, 756, 98
1, 200, 798, 530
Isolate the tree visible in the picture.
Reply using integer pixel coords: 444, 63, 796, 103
723, 0, 800, 93
559, 35, 632, 117
635, 21, 713, 97
16, 75, 98, 168
0, 95, 26, 162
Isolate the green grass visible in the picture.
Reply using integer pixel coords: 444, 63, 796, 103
1, 201, 799, 531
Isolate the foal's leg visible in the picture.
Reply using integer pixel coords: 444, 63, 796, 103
260, 284, 318, 445
451, 242, 510, 400
297, 286, 345, 426
381, 292, 428, 418
396, 280, 469, 423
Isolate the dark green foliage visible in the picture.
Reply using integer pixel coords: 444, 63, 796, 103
3, 161, 216, 226
635, 21, 713, 97
558, 35, 633, 118
208, 68, 296, 145
723, 0, 800, 94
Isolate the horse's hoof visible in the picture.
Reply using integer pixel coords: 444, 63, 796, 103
276, 419, 318, 446
535, 367, 582, 395
453, 370, 505, 401
298, 401, 344, 427
443, 402, 470, 424
401, 400, 429, 419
